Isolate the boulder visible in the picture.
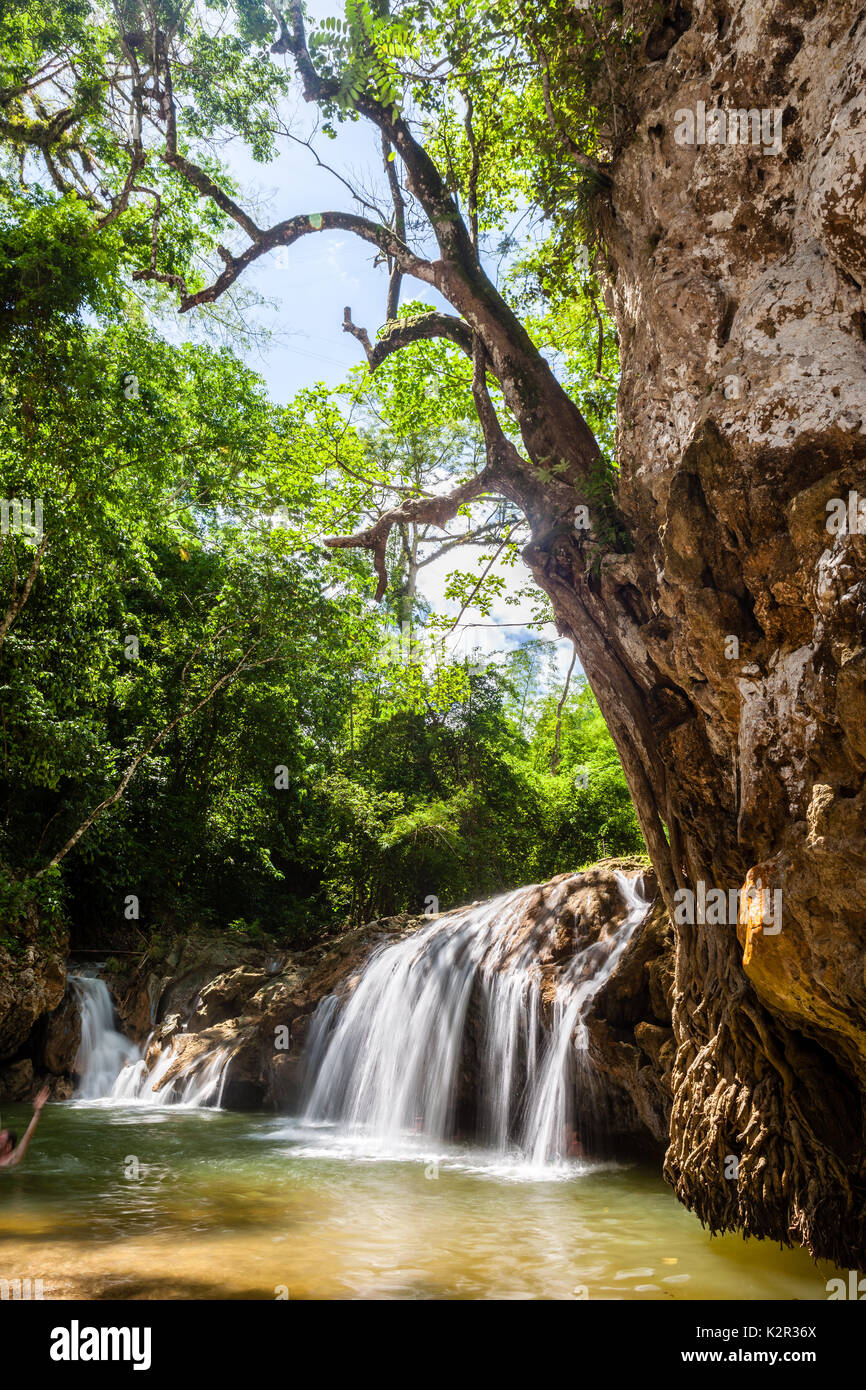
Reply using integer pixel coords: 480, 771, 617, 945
42, 988, 82, 1075
0, 943, 66, 1067
0, 1057, 34, 1102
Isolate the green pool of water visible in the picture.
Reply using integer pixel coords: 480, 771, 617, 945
0, 1103, 837, 1300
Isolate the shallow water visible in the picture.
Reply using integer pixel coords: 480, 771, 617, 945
0, 1104, 837, 1300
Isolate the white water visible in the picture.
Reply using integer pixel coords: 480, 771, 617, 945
302, 871, 650, 1167
71, 975, 140, 1100
70, 973, 232, 1108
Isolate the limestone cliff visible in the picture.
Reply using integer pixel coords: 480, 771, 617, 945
584, 0, 866, 1262
0, 898, 67, 1099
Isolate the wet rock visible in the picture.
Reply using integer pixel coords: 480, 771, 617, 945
0, 1057, 34, 1101
42, 988, 82, 1075
0, 942, 66, 1067
584, 890, 675, 1153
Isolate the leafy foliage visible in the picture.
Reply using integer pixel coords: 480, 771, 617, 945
0, 0, 646, 950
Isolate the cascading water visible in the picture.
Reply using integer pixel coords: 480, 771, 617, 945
301, 870, 651, 1167
109, 1037, 232, 1108
70, 972, 231, 1107
71, 975, 140, 1100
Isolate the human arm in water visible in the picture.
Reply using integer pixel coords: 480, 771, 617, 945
0, 1085, 50, 1168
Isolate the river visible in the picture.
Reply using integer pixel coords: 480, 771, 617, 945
0, 1103, 833, 1300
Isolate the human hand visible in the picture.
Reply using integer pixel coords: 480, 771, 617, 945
33, 1085, 50, 1111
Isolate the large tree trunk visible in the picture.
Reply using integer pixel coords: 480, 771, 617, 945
511, 0, 866, 1264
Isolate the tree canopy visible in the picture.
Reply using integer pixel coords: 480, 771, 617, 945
0, 0, 647, 948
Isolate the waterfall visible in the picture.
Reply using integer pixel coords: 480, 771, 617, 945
109, 1038, 233, 1108
71, 975, 140, 1100
70, 972, 231, 1107
301, 870, 650, 1167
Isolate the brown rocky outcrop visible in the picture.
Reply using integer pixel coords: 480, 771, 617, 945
0, 1056, 34, 1101
584, 892, 676, 1153
108, 861, 675, 1155
0, 942, 66, 1059
568, 0, 866, 1265
0, 926, 68, 1101
41, 988, 82, 1076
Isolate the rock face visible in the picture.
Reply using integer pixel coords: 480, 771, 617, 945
0, 1056, 34, 1101
575, 0, 866, 1263
584, 891, 675, 1153
0, 943, 66, 1059
109, 861, 675, 1157
41, 988, 81, 1076
111, 917, 428, 1112
0, 917, 68, 1100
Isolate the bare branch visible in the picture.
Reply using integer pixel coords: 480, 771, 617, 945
344, 309, 474, 373
343, 306, 373, 360
142, 209, 436, 311
414, 520, 518, 569
325, 465, 501, 602
273, 0, 482, 280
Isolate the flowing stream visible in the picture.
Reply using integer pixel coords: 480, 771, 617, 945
70, 973, 232, 1108
7, 878, 837, 1298
302, 870, 648, 1166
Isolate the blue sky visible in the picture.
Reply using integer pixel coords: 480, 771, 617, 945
170, 6, 578, 682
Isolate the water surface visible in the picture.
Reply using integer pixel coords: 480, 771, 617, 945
0, 1103, 834, 1300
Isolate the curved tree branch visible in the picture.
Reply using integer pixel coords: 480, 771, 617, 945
324, 463, 502, 602
137, 209, 438, 310
343, 308, 474, 370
